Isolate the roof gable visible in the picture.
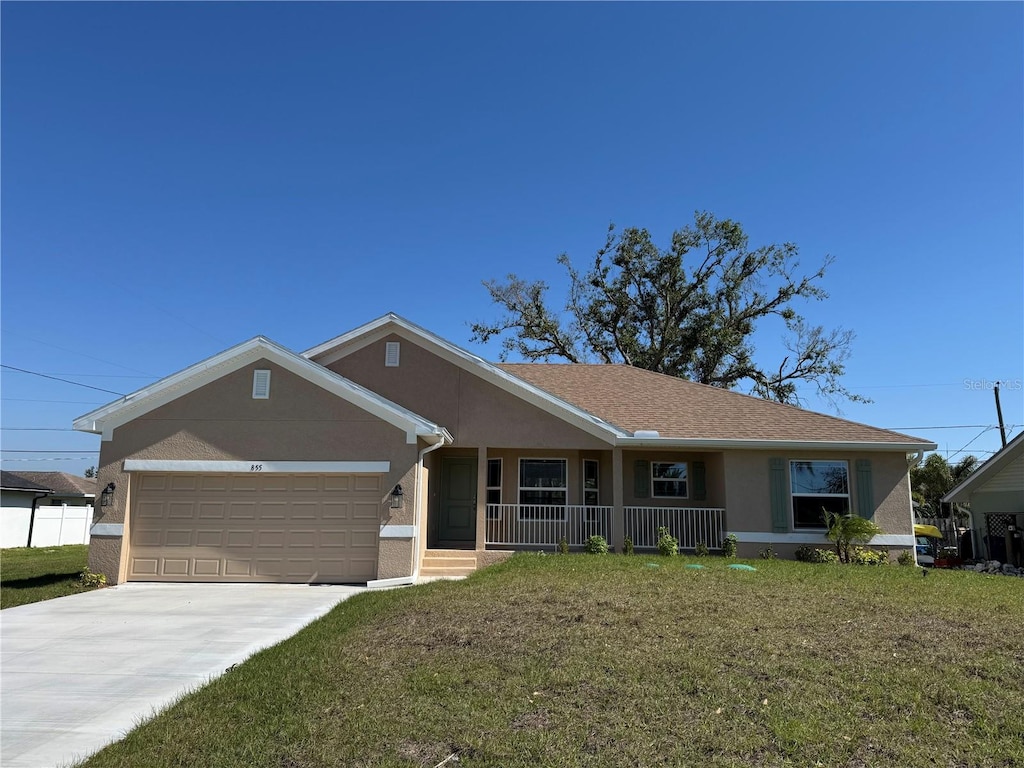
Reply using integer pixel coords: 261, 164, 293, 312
1, 471, 53, 492
304, 314, 628, 443
8, 472, 96, 497
73, 336, 447, 444
943, 431, 1024, 502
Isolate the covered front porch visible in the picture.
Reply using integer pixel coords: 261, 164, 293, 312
421, 446, 727, 558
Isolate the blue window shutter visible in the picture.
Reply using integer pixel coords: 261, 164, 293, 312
769, 458, 788, 533
856, 459, 874, 519
634, 460, 650, 499
692, 461, 707, 501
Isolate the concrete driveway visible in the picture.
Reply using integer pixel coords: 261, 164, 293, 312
1, 582, 365, 768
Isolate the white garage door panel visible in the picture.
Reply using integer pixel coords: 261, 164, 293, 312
128, 473, 382, 583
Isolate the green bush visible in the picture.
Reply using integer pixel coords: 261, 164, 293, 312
759, 545, 777, 560
79, 567, 106, 588
694, 542, 709, 557
656, 526, 678, 557
583, 535, 609, 555
722, 533, 738, 558
622, 537, 634, 556
824, 511, 883, 563
850, 546, 888, 566
897, 549, 915, 567
557, 537, 569, 555
794, 544, 815, 562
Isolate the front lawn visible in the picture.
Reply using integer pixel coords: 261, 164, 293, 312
0, 544, 96, 609
80, 555, 1023, 767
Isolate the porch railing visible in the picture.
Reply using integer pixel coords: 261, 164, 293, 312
485, 505, 613, 547
624, 506, 726, 550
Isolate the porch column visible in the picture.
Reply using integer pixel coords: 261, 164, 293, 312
611, 446, 624, 551
476, 448, 488, 551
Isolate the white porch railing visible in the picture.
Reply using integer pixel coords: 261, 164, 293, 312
624, 506, 726, 550
486, 505, 613, 547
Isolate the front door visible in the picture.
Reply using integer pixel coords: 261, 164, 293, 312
439, 457, 477, 547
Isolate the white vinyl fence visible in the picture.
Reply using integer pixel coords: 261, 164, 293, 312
0, 504, 94, 548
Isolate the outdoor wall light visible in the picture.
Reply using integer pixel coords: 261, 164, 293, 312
390, 484, 404, 509
100, 482, 116, 507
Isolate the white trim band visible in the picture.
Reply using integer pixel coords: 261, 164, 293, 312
379, 525, 417, 538
122, 460, 391, 474
731, 531, 914, 546
90, 523, 124, 537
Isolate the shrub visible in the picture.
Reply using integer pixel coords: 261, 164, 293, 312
897, 549, 915, 567
850, 546, 888, 566
557, 537, 569, 555
694, 542, 709, 557
794, 544, 815, 562
583, 535, 608, 555
623, 537, 634, 556
824, 511, 883, 563
79, 567, 106, 588
656, 526, 678, 557
759, 545, 776, 560
722, 533, 738, 558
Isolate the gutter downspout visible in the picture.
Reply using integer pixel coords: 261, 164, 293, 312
27, 491, 52, 547
367, 430, 450, 589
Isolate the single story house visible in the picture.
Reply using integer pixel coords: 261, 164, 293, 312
74, 313, 936, 586
942, 431, 1024, 564
1, 471, 95, 548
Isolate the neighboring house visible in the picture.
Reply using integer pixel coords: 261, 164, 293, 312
0, 471, 95, 548
942, 432, 1024, 563
73, 313, 936, 586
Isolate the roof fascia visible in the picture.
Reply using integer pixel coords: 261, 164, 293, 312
304, 314, 627, 443
941, 431, 1024, 503
73, 336, 446, 443
615, 437, 938, 452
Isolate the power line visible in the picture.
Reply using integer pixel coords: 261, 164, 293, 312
3, 372, 154, 379
2, 398, 106, 405
888, 424, 1022, 431
0, 365, 125, 396
1, 457, 94, 462
19, 336, 156, 376
0, 450, 99, 454
0, 428, 76, 432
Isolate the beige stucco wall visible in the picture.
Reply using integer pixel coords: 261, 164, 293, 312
90, 359, 420, 584
328, 334, 610, 450
723, 449, 914, 559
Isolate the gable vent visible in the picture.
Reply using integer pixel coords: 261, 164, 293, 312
252, 369, 271, 399
385, 341, 400, 367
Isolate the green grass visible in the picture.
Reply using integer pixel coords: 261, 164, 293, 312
80, 555, 1024, 767
0, 544, 97, 609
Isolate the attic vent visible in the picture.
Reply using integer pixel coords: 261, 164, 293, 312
385, 341, 400, 367
252, 369, 271, 399
634, 430, 660, 439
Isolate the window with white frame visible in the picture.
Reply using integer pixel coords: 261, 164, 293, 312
486, 458, 502, 519
790, 460, 849, 529
519, 458, 567, 520
652, 462, 688, 498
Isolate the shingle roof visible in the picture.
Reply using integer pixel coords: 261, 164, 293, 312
0, 471, 54, 492
2, 472, 96, 497
498, 363, 931, 446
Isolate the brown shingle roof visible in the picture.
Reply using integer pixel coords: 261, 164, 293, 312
498, 363, 931, 445
5, 472, 96, 497
0, 471, 53, 492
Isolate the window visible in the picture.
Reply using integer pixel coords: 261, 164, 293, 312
652, 462, 688, 498
790, 460, 849, 529
519, 458, 567, 520
486, 458, 502, 519
583, 459, 599, 506
252, 369, 271, 399
385, 341, 400, 367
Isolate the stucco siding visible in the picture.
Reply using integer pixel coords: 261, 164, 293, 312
90, 359, 419, 584
328, 334, 610, 449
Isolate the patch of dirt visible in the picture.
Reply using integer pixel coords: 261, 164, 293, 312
511, 708, 552, 730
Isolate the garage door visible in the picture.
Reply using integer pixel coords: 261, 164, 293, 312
128, 473, 382, 583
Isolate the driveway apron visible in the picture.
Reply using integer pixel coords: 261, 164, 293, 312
1, 583, 364, 768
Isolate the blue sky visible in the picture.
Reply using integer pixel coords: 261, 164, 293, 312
2, 2, 1022, 475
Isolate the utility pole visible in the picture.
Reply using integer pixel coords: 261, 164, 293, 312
994, 381, 1007, 448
